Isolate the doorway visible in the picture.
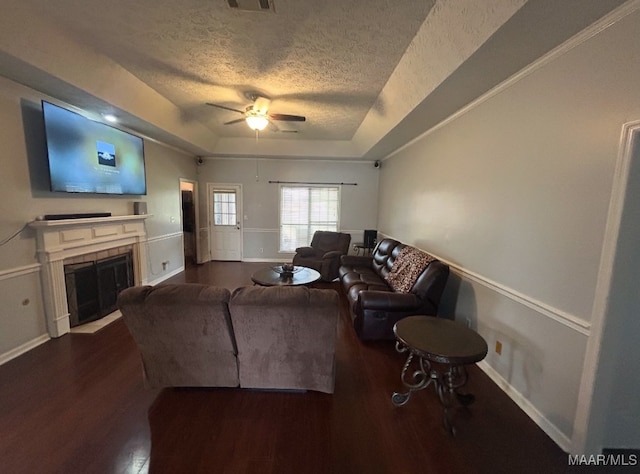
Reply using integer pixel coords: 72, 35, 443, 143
207, 183, 243, 261
180, 179, 199, 267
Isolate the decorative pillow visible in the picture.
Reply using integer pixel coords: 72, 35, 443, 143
385, 246, 435, 293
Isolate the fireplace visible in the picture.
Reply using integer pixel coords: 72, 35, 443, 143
29, 215, 149, 337
65, 251, 134, 327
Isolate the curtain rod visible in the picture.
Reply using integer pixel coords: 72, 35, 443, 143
268, 180, 358, 186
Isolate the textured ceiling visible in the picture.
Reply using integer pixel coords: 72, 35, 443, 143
22, 0, 434, 140
0, 0, 632, 159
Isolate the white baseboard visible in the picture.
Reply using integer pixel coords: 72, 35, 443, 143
477, 360, 572, 452
147, 265, 185, 286
0, 334, 50, 366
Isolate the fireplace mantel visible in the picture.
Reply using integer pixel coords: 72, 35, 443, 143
30, 215, 150, 337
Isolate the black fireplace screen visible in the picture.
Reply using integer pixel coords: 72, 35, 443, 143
64, 252, 133, 327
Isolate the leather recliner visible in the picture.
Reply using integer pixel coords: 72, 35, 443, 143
293, 231, 351, 281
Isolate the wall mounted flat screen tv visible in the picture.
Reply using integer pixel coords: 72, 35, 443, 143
42, 101, 147, 195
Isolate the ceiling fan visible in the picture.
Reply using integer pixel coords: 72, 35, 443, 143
206, 94, 305, 131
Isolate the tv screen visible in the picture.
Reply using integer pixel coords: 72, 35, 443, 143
42, 101, 147, 195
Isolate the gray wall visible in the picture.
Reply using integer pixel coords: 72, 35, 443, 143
0, 76, 197, 361
196, 158, 379, 261
377, 8, 640, 451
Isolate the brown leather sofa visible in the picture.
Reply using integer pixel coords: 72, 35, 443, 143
339, 238, 449, 341
293, 230, 351, 281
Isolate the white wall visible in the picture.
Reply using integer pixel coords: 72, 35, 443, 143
142, 140, 197, 284
0, 76, 197, 362
196, 158, 379, 261
377, 8, 640, 450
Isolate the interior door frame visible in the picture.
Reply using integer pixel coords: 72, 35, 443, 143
207, 182, 243, 261
179, 178, 200, 264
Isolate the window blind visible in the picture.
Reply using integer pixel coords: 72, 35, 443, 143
280, 185, 340, 251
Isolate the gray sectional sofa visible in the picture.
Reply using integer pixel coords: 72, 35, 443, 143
117, 283, 339, 393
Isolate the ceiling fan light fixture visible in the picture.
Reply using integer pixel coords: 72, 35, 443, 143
245, 115, 269, 131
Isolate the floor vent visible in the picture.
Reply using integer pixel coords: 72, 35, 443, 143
227, 0, 274, 13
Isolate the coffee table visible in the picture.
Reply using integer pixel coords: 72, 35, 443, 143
251, 265, 321, 287
391, 315, 488, 435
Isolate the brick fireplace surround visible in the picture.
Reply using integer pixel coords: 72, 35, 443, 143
29, 215, 149, 337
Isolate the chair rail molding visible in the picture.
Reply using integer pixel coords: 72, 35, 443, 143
0, 263, 41, 281
378, 232, 590, 336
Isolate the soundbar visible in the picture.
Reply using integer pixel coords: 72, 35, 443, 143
43, 212, 112, 220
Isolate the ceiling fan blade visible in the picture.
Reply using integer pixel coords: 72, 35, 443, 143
206, 103, 245, 114
269, 113, 306, 122
223, 118, 246, 125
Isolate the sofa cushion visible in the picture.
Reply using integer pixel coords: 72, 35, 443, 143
371, 239, 402, 277
118, 284, 239, 388
385, 246, 436, 294
229, 285, 339, 393
313, 231, 350, 254
340, 268, 383, 288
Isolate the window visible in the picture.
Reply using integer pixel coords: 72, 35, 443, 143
213, 191, 237, 226
279, 185, 340, 252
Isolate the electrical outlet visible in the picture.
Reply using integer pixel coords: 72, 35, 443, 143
260, 248, 264, 253
495, 340, 503, 355
465, 318, 471, 328
162, 261, 168, 270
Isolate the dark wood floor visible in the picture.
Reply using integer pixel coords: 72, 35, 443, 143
0, 261, 574, 473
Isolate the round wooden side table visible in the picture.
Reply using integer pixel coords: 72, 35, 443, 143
391, 315, 488, 435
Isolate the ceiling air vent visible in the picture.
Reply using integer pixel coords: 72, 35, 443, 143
227, 0, 274, 13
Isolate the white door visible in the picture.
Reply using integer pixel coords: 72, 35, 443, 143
208, 184, 242, 261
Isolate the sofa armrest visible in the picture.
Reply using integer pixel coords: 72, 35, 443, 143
358, 290, 423, 312
322, 250, 343, 260
295, 246, 316, 257
340, 254, 373, 267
